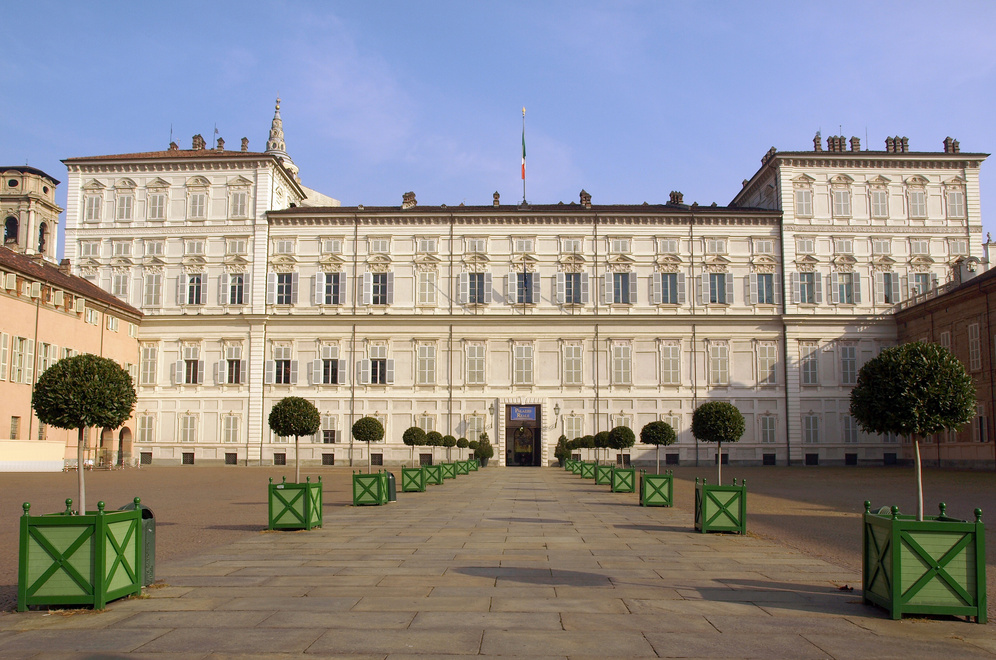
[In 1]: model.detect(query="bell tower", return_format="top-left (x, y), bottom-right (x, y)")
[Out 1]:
top-left (0, 166), bottom-right (62, 261)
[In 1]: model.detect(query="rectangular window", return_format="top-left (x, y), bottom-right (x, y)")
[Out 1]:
top-left (417, 414), bottom-right (435, 433)
top-left (908, 190), bottom-right (926, 218)
top-left (230, 191), bottom-right (248, 217)
top-left (223, 415), bottom-right (240, 443)
top-left (145, 240), bottom-right (164, 257)
top-left (228, 273), bottom-right (245, 305)
top-left (878, 272), bottom-right (899, 305)
top-left (417, 344), bottom-right (436, 385)
top-left (753, 239), bottom-right (774, 255)
top-left (564, 415), bottom-right (583, 440)
top-left (187, 274), bottom-right (203, 305)
top-left (140, 345), bottom-right (157, 385)
top-left (709, 343), bottom-right (729, 385)
top-left (273, 346), bottom-right (293, 385)
top-left (466, 238), bottom-right (486, 253)
top-left (417, 271), bottom-right (436, 305)
top-left (610, 238), bottom-right (630, 254)
top-left (319, 272), bottom-right (342, 305)
top-left (185, 239), bottom-right (204, 256)
top-left (112, 241), bottom-right (132, 257)
top-left (760, 416), bottom-right (776, 443)
top-left (180, 414), bottom-right (197, 442)
top-left (834, 238), bottom-right (852, 254)
top-left (755, 273), bottom-right (774, 305)
top-left (873, 238), bottom-right (891, 254)
top-left (939, 331), bottom-right (951, 350)
top-left (84, 195), bottom-right (101, 222)
top-left (371, 273), bottom-right (389, 305)
top-left (513, 344), bottom-right (533, 385)
top-left (138, 414), bottom-right (154, 443)
top-left (467, 273), bottom-right (487, 304)
top-left (188, 193), bottom-right (207, 219)
top-left (417, 238), bottom-right (437, 253)
top-left (11, 416), bottom-right (20, 439)
top-left (147, 193), bottom-right (166, 221)
top-left (912, 273), bottom-right (931, 296)
top-left (658, 238), bottom-right (679, 254)
top-left (368, 344), bottom-right (389, 385)
top-left (840, 345), bottom-right (857, 385)
top-left (273, 239), bottom-right (294, 255)
top-left (800, 343), bottom-right (819, 385)
top-left (836, 272), bottom-right (855, 304)
top-left (466, 344), bottom-right (485, 385)
top-left (613, 272), bottom-right (632, 304)
top-left (276, 273), bottom-right (295, 305)
top-left (911, 239), bottom-right (929, 256)
top-left (832, 190), bottom-right (851, 216)
top-left (949, 239), bottom-right (969, 256)
top-left (225, 345), bottom-right (243, 384)
top-left (513, 272), bottom-right (536, 304)
top-left (227, 239), bottom-right (247, 255)
top-left (112, 272), bottom-right (129, 299)
top-left (370, 238), bottom-right (390, 253)
top-left (562, 238), bottom-right (582, 253)
top-left (183, 345), bottom-right (201, 384)
top-left (803, 415), bottom-right (820, 443)
top-left (563, 344), bottom-right (582, 385)
top-left (709, 273), bottom-right (728, 304)
top-left (660, 273), bottom-right (680, 304)
top-left (0, 332), bottom-right (7, 381)
top-left (796, 237), bottom-right (814, 254)
top-left (564, 272), bottom-right (583, 305)
top-left (10, 337), bottom-right (26, 383)
top-left (842, 415), bottom-right (859, 444)
top-left (106, 315), bottom-right (119, 332)
top-left (322, 238), bottom-right (342, 254)
top-left (757, 343), bottom-right (777, 385)
top-left (799, 272), bottom-right (818, 304)
top-left (969, 323), bottom-right (981, 371)
top-left (612, 344), bottom-right (632, 385)
top-left (116, 195), bottom-right (133, 222)
top-left (705, 238), bottom-right (726, 255)
top-left (795, 189), bottom-right (813, 216)
top-left (870, 190), bottom-right (889, 218)
top-left (465, 415), bottom-right (485, 445)
top-left (661, 344), bottom-right (680, 385)
top-left (144, 272), bottom-right (162, 307)
top-left (514, 238), bottom-right (534, 253)
top-left (947, 190), bottom-right (965, 218)
top-left (316, 345), bottom-right (341, 385)
top-left (79, 241), bottom-right (100, 258)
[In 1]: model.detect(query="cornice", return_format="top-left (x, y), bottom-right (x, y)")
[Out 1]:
top-left (66, 160), bottom-right (272, 175)
top-left (268, 214), bottom-right (781, 227)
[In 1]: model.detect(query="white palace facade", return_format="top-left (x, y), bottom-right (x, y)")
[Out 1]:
top-left (62, 106), bottom-right (989, 467)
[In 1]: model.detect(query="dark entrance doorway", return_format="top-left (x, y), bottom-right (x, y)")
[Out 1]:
top-left (506, 405), bottom-right (541, 466)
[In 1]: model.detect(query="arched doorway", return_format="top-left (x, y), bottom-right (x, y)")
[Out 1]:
top-left (118, 427), bottom-right (132, 466)
top-left (4, 216), bottom-right (18, 245)
top-left (505, 405), bottom-right (541, 466)
top-left (99, 427), bottom-right (115, 468)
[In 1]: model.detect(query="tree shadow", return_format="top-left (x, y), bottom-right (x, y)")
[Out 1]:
top-left (453, 566), bottom-right (610, 587)
top-left (487, 517), bottom-right (572, 525)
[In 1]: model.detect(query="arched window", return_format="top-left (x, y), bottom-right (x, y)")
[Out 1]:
top-left (37, 223), bottom-right (47, 253)
top-left (4, 216), bottom-right (17, 244)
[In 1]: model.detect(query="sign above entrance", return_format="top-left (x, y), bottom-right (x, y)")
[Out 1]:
top-left (509, 406), bottom-right (537, 421)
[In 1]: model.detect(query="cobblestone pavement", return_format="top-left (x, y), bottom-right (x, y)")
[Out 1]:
top-left (1, 466), bottom-right (995, 658)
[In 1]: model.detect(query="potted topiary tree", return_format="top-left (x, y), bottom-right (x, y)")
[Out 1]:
top-left (554, 435), bottom-right (569, 467)
top-left (23, 353), bottom-right (142, 611)
top-left (426, 430), bottom-right (443, 464)
top-left (850, 342), bottom-right (983, 622)
top-left (476, 432), bottom-right (494, 467)
top-left (609, 426), bottom-right (637, 492)
top-left (691, 401), bottom-right (746, 534)
top-left (402, 426), bottom-right (427, 467)
top-left (442, 434), bottom-right (457, 461)
top-left (455, 437), bottom-right (470, 474)
top-left (401, 426), bottom-right (428, 492)
top-left (593, 431), bottom-right (610, 465)
top-left (266, 397), bottom-right (323, 530)
top-left (441, 435), bottom-right (458, 478)
top-left (424, 431), bottom-right (444, 484)
top-left (351, 417), bottom-right (389, 505)
top-left (639, 421), bottom-right (677, 507)
top-left (467, 439), bottom-right (480, 470)
top-left (457, 437), bottom-right (469, 459)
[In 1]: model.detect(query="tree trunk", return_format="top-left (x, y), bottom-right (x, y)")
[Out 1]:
top-left (914, 436), bottom-right (924, 522)
top-left (367, 441), bottom-right (371, 474)
top-left (295, 435), bottom-right (301, 483)
top-left (77, 426), bottom-right (86, 515)
top-left (656, 445), bottom-right (661, 474)
top-left (717, 441), bottom-right (722, 484)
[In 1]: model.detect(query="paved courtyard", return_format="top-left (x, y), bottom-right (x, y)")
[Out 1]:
top-left (1, 465), bottom-right (995, 658)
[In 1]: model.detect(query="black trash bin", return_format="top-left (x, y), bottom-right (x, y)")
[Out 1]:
top-left (385, 471), bottom-right (397, 502)
top-left (119, 498), bottom-right (155, 586)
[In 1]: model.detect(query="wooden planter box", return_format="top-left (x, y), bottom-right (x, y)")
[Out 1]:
top-left (401, 467), bottom-right (426, 492)
top-left (424, 464), bottom-right (443, 485)
top-left (695, 478), bottom-right (746, 534)
top-left (352, 472), bottom-right (388, 506)
top-left (570, 461), bottom-right (583, 475)
top-left (595, 464), bottom-right (614, 485)
top-left (862, 502), bottom-right (987, 622)
top-left (580, 462), bottom-right (596, 479)
top-left (611, 468), bottom-right (636, 493)
top-left (268, 477), bottom-right (323, 530)
top-left (564, 459), bottom-right (574, 471)
top-left (440, 463), bottom-right (457, 480)
top-left (641, 471), bottom-right (673, 507)
top-left (468, 460), bottom-right (479, 471)
top-left (455, 461), bottom-right (470, 475)
top-left (18, 500), bottom-right (142, 611)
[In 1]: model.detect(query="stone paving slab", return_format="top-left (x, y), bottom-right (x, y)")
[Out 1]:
top-left (2, 467), bottom-right (995, 658)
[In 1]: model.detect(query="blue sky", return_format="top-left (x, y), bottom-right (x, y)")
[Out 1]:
top-left (5, 1), bottom-right (996, 256)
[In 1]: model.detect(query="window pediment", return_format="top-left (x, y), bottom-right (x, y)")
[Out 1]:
top-left (269, 254), bottom-right (298, 268)
top-left (227, 175), bottom-right (253, 188)
top-left (366, 254), bottom-right (393, 266)
top-left (943, 176), bottom-right (966, 188)
top-left (182, 255), bottom-right (207, 267)
top-left (510, 254), bottom-right (538, 269)
top-left (186, 176), bottom-right (210, 188)
top-left (905, 175), bottom-right (929, 187)
top-left (224, 254), bottom-right (251, 267)
top-left (143, 255), bottom-right (167, 267)
top-left (318, 253), bottom-right (346, 268)
top-left (832, 254), bottom-right (857, 266)
top-left (703, 255), bottom-right (731, 267)
top-left (830, 174), bottom-right (855, 185)
top-left (795, 254), bottom-right (820, 267)
top-left (792, 174), bottom-right (815, 185)
top-left (909, 255), bottom-right (935, 268)
top-left (606, 254), bottom-right (636, 267)
top-left (115, 178), bottom-right (137, 190)
top-left (110, 256), bottom-right (134, 267)
top-left (463, 253), bottom-right (491, 271)
top-left (867, 175), bottom-right (891, 186)
top-left (147, 177), bottom-right (171, 190)
top-left (83, 179), bottom-right (106, 191)
top-left (655, 254), bottom-right (683, 272)
top-left (78, 257), bottom-right (102, 269)
top-left (415, 253), bottom-right (441, 266)
top-left (871, 256), bottom-right (897, 271)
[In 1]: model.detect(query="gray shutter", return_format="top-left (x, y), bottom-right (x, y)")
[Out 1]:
top-left (725, 274), bottom-right (734, 304)
top-left (628, 273), bottom-right (638, 304)
top-left (889, 274), bottom-right (900, 304)
top-left (337, 359), bottom-right (347, 384)
top-left (458, 273), bottom-right (469, 304)
top-left (239, 359), bottom-right (247, 383)
top-left (264, 360), bottom-right (275, 384)
top-left (555, 273), bottom-right (566, 304)
top-left (531, 274), bottom-right (540, 304)
top-left (216, 360), bottom-right (226, 385)
top-left (853, 273), bottom-right (862, 303)
top-left (362, 273), bottom-right (373, 305)
top-left (196, 360), bottom-right (204, 384)
top-left (337, 272), bottom-right (347, 304)
top-left (814, 273), bottom-right (823, 303)
top-left (603, 275), bottom-right (613, 304)
top-left (311, 359), bottom-right (322, 384)
top-left (830, 273), bottom-right (839, 304)
top-left (174, 360), bottom-right (184, 385)
top-left (650, 273), bottom-right (662, 305)
top-left (313, 272), bottom-right (325, 305)
top-left (359, 359), bottom-right (370, 384)
top-left (176, 275), bottom-right (185, 306)
top-left (386, 272), bottom-right (395, 304)
top-left (580, 272), bottom-right (590, 303)
top-left (773, 275), bottom-right (781, 305)
top-left (290, 360), bottom-right (299, 384)
top-left (290, 272), bottom-right (299, 304)
top-left (791, 273), bottom-right (800, 304)
top-left (507, 272), bottom-right (516, 302)
top-left (483, 272), bottom-right (493, 303)
top-left (875, 273), bottom-right (885, 303)
top-left (386, 359), bottom-right (395, 384)
top-left (676, 272), bottom-right (686, 304)
top-left (749, 273), bottom-right (758, 305)
top-left (266, 273), bottom-right (276, 305)
top-left (219, 273), bottom-right (229, 305)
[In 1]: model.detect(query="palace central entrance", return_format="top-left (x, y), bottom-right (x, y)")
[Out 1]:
top-left (506, 405), bottom-right (541, 466)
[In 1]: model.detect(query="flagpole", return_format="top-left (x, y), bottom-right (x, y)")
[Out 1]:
top-left (521, 107), bottom-right (526, 204)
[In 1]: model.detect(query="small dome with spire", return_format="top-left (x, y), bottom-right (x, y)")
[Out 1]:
top-left (265, 97), bottom-right (299, 181)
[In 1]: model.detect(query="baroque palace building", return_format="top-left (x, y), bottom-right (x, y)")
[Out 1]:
top-left (62, 102), bottom-right (989, 467)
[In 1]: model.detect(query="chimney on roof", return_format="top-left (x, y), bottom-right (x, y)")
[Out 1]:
top-left (762, 146), bottom-right (777, 164)
top-left (900, 137), bottom-right (909, 152)
top-left (850, 137), bottom-right (861, 152)
top-left (943, 137), bottom-right (961, 154)
top-left (886, 136), bottom-right (895, 152)
top-left (216, 137), bottom-right (225, 150)
top-left (493, 191), bottom-right (500, 207)
top-left (192, 134), bottom-right (206, 150)
top-left (668, 191), bottom-right (684, 206)
top-left (59, 258), bottom-right (71, 274)
top-left (813, 131), bottom-right (822, 152)
top-left (580, 189), bottom-right (591, 209)
top-left (168, 141), bottom-right (179, 151)
top-left (241, 137), bottom-right (249, 152)
top-left (402, 191), bottom-right (417, 209)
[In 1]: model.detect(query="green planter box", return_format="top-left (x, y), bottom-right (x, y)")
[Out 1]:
top-left (401, 467), bottom-right (426, 492)
top-left (564, 459), bottom-right (574, 471)
top-left (455, 461), bottom-right (470, 475)
top-left (594, 464), bottom-right (614, 485)
top-left (468, 460), bottom-right (479, 471)
top-left (640, 471), bottom-right (673, 507)
top-left (863, 502), bottom-right (987, 622)
top-left (18, 499), bottom-right (143, 612)
top-left (353, 472), bottom-right (388, 506)
top-left (440, 463), bottom-right (457, 480)
top-left (424, 464), bottom-right (443, 485)
top-left (611, 468), bottom-right (636, 493)
top-left (268, 477), bottom-right (323, 530)
top-left (570, 461), bottom-right (583, 475)
top-left (695, 478), bottom-right (746, 534)
top-left (580, 462), bottom-right (596, 479)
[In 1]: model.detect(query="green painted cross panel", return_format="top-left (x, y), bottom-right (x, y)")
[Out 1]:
top-left (580, 462), bottom-right (596, 479)
top-left (595, 464), bottom-right (614, 485)
top-left (353, 473), bottom-right (387, 506)
top-left (268, 479), bottom-right (322, 529)
top-left (694, 482), bottom-right (746, 534)
top-left (611, 468), bottom-right (636, 493)
top-left (440, 463), bottom-right (457, 480)
top-left (570, 461), bottom-right (582, 475)
top-left (424, 464), bottom-right (443, 485)
top-left (641, 472), bottom-right (673, 507)
top-left (455, 461), bottom-right (470, 475)
top-left (468, 460), bottom-right (479, 471)
top-left (401, 467), bottom-right (426, 492)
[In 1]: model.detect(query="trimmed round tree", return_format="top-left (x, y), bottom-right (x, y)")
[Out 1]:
top-left (609, 426), bottom-right (636, 466)
top-left (640, 420), bottom-right (676, 474)
top-left (352, 416), bottom-right (385, 473)
top-left (402, 426), bottom-right (427, 467)
top-left (32, 353), bottom-right (137, 515)
top-left (850, 341), bottom-right (975, 521)
top-left (442, 434), bottom-right (457, 461)
top-left (691, 401), bottom-right (745, 484)
top-left (268, 397), bottom-right (321, 483)
top-left (468, 439), bottom-right (480, 459)
top-left (457, 437), bottom-right (469, 460)
top-left (593, 431), bottom-right (610, 464)
top-left (426, 431), bottom-right (443, 463)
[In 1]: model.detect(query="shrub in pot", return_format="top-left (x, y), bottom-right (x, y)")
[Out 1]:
top-left (457, 437), bottom-right (469, 460)
top-left (640, 420), bottom-right (676, 474)
top-left (475, 432), bottom-right (494, 466)
top-left (403, 426), bottom-right (427, 467)
top-left (593, 431), bottom-right (610, 464)
top-left (442, 434), bottom-right (457, 462)
top-left (609, 425), bottom-right (635, 466)
top-left (554, 435), bottom-right (569, 467)
top-left (269, 397), bottom-right (321, 483)
top-left (353, 416), bottom-right (385, 474)
top-left (691, 401), bottom-right (746, 534)
top-left (426, 431), bottom-right (443, 465)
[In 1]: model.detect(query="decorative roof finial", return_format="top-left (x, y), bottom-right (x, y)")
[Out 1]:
top-left (266, 97), bottom-right (287, 156)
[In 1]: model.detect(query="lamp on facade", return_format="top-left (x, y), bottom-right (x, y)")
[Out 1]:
top-left (488, 403), bottom-right (494, 416)
top-left (554, 403), bottom-right (561, 416)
